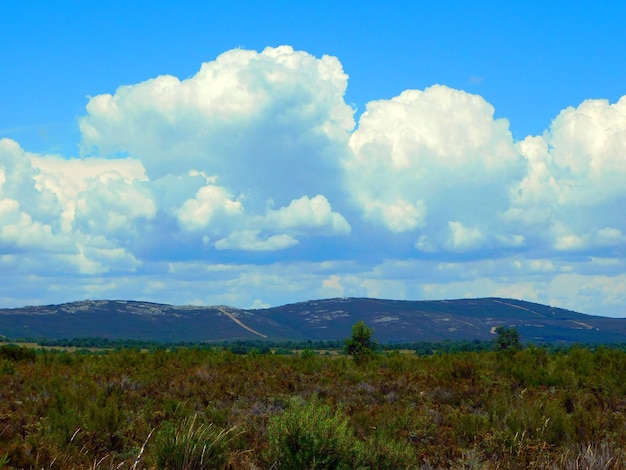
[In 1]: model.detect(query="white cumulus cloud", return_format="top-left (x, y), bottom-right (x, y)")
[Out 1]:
top-left (346, 85), bottom-right (526, 250)
top-left (261, 195), bottom-right (350, 235)
top-left (177, 183), bottom-right (243, 232)
top-left (79, 46), bottom-right (355, 212)
top-left (447, 221), bottom-right (485, 252)
top-left (508, 96), bottom-right (626, 253)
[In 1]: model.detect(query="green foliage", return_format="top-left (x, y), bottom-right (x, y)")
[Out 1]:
top-left (88, 386), bottom-right (124, 437)
top-left (265, 393), bottom-right (419, 469)
top-left (154, 415), bottom-right (237, 469)
top-left (299, 348), bottom-right (316, 359)
top-left (493, 325), bottom-right (522, 351)
top-left (357, 432), bottom-right (419, 469)
top-left (0, 343), bottom-right (625, 468)
top-left (267, 397), bottom-right (359, 469)
top-left (0, 344), bottom-right (36, 361)
top-left (0, 358), bottom-right (16, 375)
top-left (344, 321), bottom-right (377, 364)
top-left (28, 336), bottom-right (626, 355)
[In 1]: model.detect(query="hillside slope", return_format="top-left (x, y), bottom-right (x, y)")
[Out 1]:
top-left (0, 297), bottom-right (625, 343)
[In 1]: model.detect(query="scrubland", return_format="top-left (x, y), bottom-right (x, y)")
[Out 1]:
top-left (0, 344), bottom-right (625, 469)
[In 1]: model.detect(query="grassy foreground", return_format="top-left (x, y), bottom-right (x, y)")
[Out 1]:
top-left (0, 345), bottom-right (625, 469)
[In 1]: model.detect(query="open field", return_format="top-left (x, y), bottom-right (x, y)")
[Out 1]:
top-left (1, 345), bottom-right (625, 469)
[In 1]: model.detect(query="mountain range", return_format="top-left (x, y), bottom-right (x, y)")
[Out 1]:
top-left (1, 297), bottom-right (626, 344)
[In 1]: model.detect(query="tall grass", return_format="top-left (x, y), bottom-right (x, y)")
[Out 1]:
top-left (154, 415), bottom-right (238, 469)
top-left (556, 442), bottom-right (625, 470)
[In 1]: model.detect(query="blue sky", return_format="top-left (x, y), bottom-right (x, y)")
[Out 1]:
top-left (1, 1), bottom-right (626, 317)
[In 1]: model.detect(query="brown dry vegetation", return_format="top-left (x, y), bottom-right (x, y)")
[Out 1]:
top-left (0, 345), bottom-right (625, 469)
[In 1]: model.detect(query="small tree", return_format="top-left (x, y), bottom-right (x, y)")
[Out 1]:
top-left (344, 321), bottom-right (377, 364)
top-left (493, 326), bottom-right (522, 352)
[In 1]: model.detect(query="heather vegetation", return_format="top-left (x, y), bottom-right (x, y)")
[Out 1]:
top-left (0, 334), bottom-right (625, 469)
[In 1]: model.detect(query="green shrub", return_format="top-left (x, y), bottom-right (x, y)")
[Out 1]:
top-left (300, 348), bottom-right (315, 359)
top-left (153, 415), bottom-right (237, 469)
top-left (0, 358), bottom-right (16, 375)
top-left (266, 396), bottom-right (360, 469)
top-left (0, 344), bottom-right (36, 362)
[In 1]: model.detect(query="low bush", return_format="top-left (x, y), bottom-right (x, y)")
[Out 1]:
top-left (0, 344), bottom-right (36, 362)
top-left (266, 396), bottom-right (359, 469)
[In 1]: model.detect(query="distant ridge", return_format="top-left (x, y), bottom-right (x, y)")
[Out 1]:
top-left (1, 297), bottom-right (625, 344)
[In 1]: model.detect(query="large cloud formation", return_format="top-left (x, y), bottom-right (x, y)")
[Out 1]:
top-left (509, 97), bottom-right (626, 254)
top-left (1, 46), bottom-right (625, 316)
top-left (346, 86), bottom-right (526, 252)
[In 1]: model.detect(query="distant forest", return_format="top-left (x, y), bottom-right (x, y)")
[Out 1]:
top-left (3, 334), bottom-right (626, 355)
